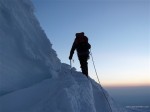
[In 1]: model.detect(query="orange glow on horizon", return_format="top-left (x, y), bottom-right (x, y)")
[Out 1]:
top-left (91, 77), bottom-right (150, 87)
top-left (102, 81), bottom-right (150, 87)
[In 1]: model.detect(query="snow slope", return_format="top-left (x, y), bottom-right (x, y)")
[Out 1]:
top-left (0, 0), bottom-right (60, 96)
top-left (0, 64), bottom-right (128, 112)
top-left (0, 0), bottom-right (139, 112)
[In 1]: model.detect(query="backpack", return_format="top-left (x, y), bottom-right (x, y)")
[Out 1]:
top-left (75, 32), bottom-right (88, 44)
top-left (75, 32), bottom-right (91, 56)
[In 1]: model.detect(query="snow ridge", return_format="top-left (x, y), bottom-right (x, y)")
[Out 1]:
top-left (0, 64), bottom-right (129, 112)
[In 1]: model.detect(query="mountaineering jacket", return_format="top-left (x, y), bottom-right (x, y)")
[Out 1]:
top-left (69, 36), bottom-right (91, 60)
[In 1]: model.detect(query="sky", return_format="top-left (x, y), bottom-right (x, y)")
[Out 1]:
top-left (32, 0), bottom-right (150, 87)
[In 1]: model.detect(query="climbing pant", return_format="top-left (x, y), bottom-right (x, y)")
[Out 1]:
top-left (78, 55), bottom-right (88, 77)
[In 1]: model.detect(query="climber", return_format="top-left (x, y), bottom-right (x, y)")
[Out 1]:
top-left (69, 32), bottom-right (91, 77)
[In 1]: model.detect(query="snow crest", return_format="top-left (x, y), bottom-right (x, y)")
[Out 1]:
top-left (0, 0), bottom-right (133, 112)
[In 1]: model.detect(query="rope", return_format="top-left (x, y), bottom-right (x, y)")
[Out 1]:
top-left (90, 49), bottom-right (113, 112)
top-left (90, 50), bottom-right (101, 84)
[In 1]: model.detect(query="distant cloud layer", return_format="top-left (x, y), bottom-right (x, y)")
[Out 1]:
top-left (105, 86), bottom-right (150, 106)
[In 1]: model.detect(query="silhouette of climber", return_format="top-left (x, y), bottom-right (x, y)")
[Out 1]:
top-left (69, 32), bottom-right (91, 77)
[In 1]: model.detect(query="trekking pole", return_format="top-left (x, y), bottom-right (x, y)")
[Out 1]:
top-left (70, 59), bottom-right (72, 74)
top-left (90, 49), bottom-right (112, 112)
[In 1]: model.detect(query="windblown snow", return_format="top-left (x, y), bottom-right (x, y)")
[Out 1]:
top-left (0, 0), bottom-right (140, 112)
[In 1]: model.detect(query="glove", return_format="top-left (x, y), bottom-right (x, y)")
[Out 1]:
top-left (69, 56), bottom-right (72, 60)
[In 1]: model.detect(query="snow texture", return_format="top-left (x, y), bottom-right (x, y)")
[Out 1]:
top-left (0, 0), bottom-right (145, 112)
top-left (0, 0), bottom-right (60, 96)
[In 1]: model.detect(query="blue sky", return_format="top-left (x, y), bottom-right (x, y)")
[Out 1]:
top-left (32, 0), bottom-right (150, 86)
